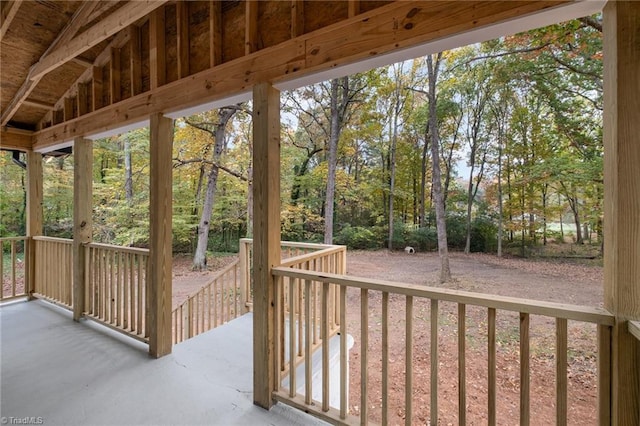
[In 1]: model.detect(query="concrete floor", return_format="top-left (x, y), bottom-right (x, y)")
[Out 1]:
top-left (0, 299), bottom-right (326, 426)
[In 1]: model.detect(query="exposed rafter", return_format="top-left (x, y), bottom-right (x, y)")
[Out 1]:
top-left (0, 0), bottom-right (22, 41)
top-left (30, 1), bottom-right (168, 82)
top-left (1, 1), bottom-right (99, 126)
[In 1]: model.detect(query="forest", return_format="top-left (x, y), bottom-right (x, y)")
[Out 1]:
top-left (0, 15), bottom-right (603, 270)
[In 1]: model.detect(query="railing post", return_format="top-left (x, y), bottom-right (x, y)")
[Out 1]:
top-left (73, 137), bottom-right (93, 321)
top-left (252, 82), bottom-right (281, 409)
top-left (148, 112), bottom-right (174, 358)
top-left (25, 151), bottom-right (43, 299)
top-left (239, 238), bottom-right (251, 313)
top-left (603, 2), bottom-right (640, 424)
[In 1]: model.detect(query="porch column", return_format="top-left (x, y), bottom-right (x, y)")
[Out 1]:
top-left (25, 151), bottom-right (43, 298)
top-left (603, 2), bottom-right (640, 424)
top-left (73, 137), bottom-right (93, 321)
top-left (252, 82), bottom-right (281, 409)
top-left (148, 112), bottom-right (174, 358)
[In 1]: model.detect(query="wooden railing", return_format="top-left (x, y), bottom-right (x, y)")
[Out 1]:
top-left (271, 267), bottom-right (615, 425)
top-left (84, 242), bottom-right (150, 342)
top-left (172, 240), bottom-right (346, 346)
top-left (32, 236), bottom-right (73, 308)
top-left (0, 237), bottom-right (28, 301)
top-left (239, 238), bottom-right (345, 312)
top-left (172, 259), bottom-right (241, 344)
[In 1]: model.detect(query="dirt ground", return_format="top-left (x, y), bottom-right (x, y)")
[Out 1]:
top-left (344, 251), bottom-right (603, 425)
top-left (172, 249), bottom-right (603, 425)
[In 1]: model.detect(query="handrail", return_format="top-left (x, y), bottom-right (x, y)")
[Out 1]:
top-left (32, 236), bottom-right (73, 243)
top-left (85, 242), bottom-right (149, 255)
top-left (271, 265), bottom-right (615, 424)
top-left (280, 245), bottom-right (347, 268)
top-left (272, 268), bottom-right (614, 325)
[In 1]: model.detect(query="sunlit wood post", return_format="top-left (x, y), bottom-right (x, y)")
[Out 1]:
top-left (603, 2), bottom-right (640, 424)
top-left (73, 137), bottom-right (93, 321)
top-left (252, 82), bottom-right (282, 409)
top-left (26, 151), bottom-right (43, 299)
top-left (148, 112), bottom-right (174, 358)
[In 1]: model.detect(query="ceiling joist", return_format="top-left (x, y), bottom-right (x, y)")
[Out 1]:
top-left (0, 0), bottom-right (22, 41)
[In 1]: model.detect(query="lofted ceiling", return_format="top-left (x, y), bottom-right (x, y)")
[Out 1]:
top-left (0, 1), bottom-right (603, 152)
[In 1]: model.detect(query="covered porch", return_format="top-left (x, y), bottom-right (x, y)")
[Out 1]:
top-left (0, 298), bottom-right (325, 426)
top-left (1, 0), bottom-right (639, 424)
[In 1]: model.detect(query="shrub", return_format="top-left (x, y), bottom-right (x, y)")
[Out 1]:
top-left (334, 225), bottom-right (379, 249)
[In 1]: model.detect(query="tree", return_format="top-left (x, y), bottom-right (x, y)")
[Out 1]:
top-left (426, 53), bottom-right (451, 283)
top-left (182, 106), bottom-right (242, 270)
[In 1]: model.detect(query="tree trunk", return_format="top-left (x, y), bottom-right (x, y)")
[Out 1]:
top-left (427, 54), bottom-right (451, 283)
top-left (419, 138), bottom-right (429, 227)
top-left (124, 137), bottom-right (133, 205)
top-left (464, 153), bottom-right (476, 254)
top-left (192, 108), bottom-right (237, 270)
top-left (387, 78), bottom-right (401, 250)
top-left (324, 79), bottom-right (340, 244)
top-left (497, 136), bottom-right (503, 257)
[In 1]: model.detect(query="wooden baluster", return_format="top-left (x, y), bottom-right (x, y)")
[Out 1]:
top-left (137, 256), bottom-right (143, 335)
top-left (0, 241), bottom-right (4, 299)
top-left (305, 278), bottom-right (312, 404)
top-left (274, 275), bottom-right (282, 391)
top-left (431, 299), bottom-right (439, 425)
top-left (298, 274), bottom-right (303, 358)
top-left (213, 278), bottom-right (218, 328)
top-left (597, 324), bottom-right (612, 425)
top-left (556, 318), bottom-right (568, 426)
top-left (488, 308), bottom-right (497, 426)
top-left (361, 288), bottom-right (369, 423)
top-left (340, 284), bottom-right (348, 420)
top-left (382, 291), bottom-right (389, 425)
top-left (406, 295), bottom-right (413, 426)
top-left (459, 303), bottom-right (466, 424)
top-left (322, 281), bottom-right (330, 412)
top-left (11, 240), bottom-right (16, 296)
top-left (289, 277), bottom-right (297, 397)
top-left (520, 312), bottom-right (530, 426)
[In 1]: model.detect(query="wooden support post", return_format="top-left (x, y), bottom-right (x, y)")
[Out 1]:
top-left (603, 2), bottom-right (640, 424)
top-left (148, 112), bottom-right (174, 358)
top-left (73, 137), bottom-right (92, 321)
top-left (252, 82), bottom-right (281, 409)
top-left (25, 151), bottom-right (43, 299)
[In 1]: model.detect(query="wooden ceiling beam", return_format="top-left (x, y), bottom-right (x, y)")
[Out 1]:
top-left (1, 127), bottom-right (33, 151)
top-left (30, 1), bottom-right (168, 82)
top-left (0, 0), bottom-right (23, 41)
top-left (32, 0), bottom-right (571, 150)
top-left (22, 99), bottom-right (55, 110)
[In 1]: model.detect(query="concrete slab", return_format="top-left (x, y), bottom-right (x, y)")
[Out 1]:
top-left (0, 300), bottom-right (327, 426)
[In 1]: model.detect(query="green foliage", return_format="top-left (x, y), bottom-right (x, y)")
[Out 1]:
top-left (334, 225), bottom-right (380, 250)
